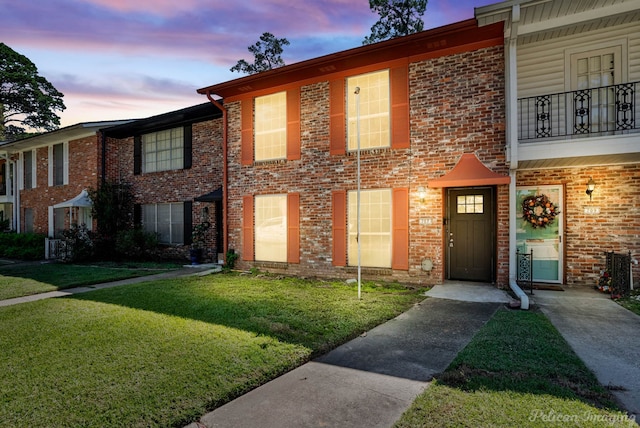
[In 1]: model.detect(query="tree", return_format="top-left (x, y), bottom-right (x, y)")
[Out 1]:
top-left (0, 43), bottom-right (66, 141)
top-left (230, 32), bottom-right (290, 75)
top-left (363, 0), bottom-right (427, 45)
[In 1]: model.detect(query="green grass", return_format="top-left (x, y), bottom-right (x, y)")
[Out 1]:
top-left (394, 308), bottom-right (635, 428)
top-left (0, 273), bottom-right (423, 427)
top-left (617, 290), bottom-right (640, 316)
top-left (0, 261), bottom-right (181, 300)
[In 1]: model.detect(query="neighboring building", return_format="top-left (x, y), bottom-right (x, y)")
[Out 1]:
top-left (102, 102), bottom-right (224, 262)
top-left (197, 19), bottom-right (511, 286)
top-left (476, 0), bottom-right (640, 288)
top-left (0, 121), bottom-right (130, 237)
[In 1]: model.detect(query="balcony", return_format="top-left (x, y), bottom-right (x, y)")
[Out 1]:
top-left (518, 81), bottom-right (638, 143)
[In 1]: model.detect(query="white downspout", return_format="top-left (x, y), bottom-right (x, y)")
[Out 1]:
top-left (506, 5), bottom-right (529, 310)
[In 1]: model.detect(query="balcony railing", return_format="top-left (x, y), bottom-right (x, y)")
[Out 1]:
top-left (518, 81), bottom-right (638, 142)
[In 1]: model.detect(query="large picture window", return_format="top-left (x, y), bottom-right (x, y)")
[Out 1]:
top-left (142, 203), bottom-right (184, 244)
top-left (347, 70), bottom-right (390, 151)
top-left (254, 194), bottom-right (287, 262)
top-left (142, 127), bottom-right (184, 173)
top-left (255, 92), bottom-right (287, 161)
top-left (348, 189), bottom-right (392, 268)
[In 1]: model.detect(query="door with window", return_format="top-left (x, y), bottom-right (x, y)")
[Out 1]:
top-left (447, 188), bottom-right (495, 282)
top-left (570, 46), bottom-right (621, 134)
top-left (516, 185), bottom-right (563, 283)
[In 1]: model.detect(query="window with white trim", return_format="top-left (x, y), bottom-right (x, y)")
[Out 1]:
top-left (255, 92), bottom-right (287, 161)
top-left (142, 127), bottom-right (184, 173)
top-left (142, 203), bottom-right (184, 244)
top-left (48, 143), bottom-right (68, 187)
top-left (23, 150), bottom-right (35, 189)
top-left (347, 70), bottom-right (390, 151)
top-left (348, 188), bottom-right (392, 268)
top-left (254, 194), bottom-right (287, 262)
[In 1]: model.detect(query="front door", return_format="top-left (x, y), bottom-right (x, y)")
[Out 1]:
top-left (447, 187), bottom-right (495, 282)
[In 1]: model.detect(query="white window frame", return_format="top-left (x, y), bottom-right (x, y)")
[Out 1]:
top-left (48, 142), bottom-right (69, 187)
top-left (142, 127), bottom-right (184, 173)
top-left (142, 202), bottom-right (184, 245)
top-left (348, 188), bottom-right (392, 268)
top-left (347, 70), bottom-right (391, 151)
top-left (255, 91), bottom-right (287, 162)
top-left (254, 194), bottom-right (287, 262)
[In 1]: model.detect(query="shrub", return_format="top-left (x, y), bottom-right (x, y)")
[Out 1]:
top-left (0, 232), bottom-right (46, 260)
top-left (115, 228), bottom-right (159, 260)
top-left (60, 224), bottom-right (95, 262)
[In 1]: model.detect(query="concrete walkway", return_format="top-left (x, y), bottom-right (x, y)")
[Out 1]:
top-left (0, 263), bottom-right (221, 308)
top-left (189, 282), bottom-right (509, 428)
top-left (532, 288), bottom-right (640, 420)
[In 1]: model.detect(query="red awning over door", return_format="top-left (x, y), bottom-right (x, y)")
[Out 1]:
top-left (428, 153), bottom-right (510, 188)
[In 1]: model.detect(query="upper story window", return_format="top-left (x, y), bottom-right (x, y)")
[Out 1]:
top-left (347, 70), bottom-right (390, 151)
top-left (142, 127), bottom-right (184, 173)
top-left (255, 92), bottom-right (287, 162)
top-left (23, 150), bottom-right (34, 189)
top-left (48, 142), bottom-right (68, 187)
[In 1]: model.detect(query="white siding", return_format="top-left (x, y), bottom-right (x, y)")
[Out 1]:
top-left (517, 20), bottom-right (640, 98)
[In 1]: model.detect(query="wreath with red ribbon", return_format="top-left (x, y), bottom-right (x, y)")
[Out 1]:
top-left (522, 194), bottom-right (559, 229)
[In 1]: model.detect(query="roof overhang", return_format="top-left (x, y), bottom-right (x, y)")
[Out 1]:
top-left (428, 153), bottom-right (511, 188)
top-left (197, 19), bottom-right (504, 100)
top-left (53, 189), bottom-right (92, 208)
top-left (194, 187), bottom-right (223, 202)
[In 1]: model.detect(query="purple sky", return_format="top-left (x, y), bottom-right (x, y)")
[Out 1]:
top-left (1, 0), bottom-right (496, 127)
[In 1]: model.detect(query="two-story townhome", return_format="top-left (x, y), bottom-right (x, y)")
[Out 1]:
top-left (197, 19), bottom-right (510, 286)
top-left (476, 0), bottom-right (640, 289)
top-left (102, 102), bottom-right (224, 262)
top-left (0, 121), bottom-right (129, 240)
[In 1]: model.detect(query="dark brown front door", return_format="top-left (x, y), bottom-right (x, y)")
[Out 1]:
top-left (447, 187), bottom-right (495, 282)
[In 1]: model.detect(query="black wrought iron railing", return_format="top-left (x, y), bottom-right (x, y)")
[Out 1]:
top-left (518, 81), bottom-right (638, 141)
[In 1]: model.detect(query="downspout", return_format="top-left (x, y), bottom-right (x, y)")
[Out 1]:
top-left (506, 4), bottom-right (529, 310)
top-left (205, 92), bottom-right (229, 260)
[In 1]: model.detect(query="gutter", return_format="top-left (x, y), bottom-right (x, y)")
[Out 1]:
top-left (204, 92), bottom-right (229, 260)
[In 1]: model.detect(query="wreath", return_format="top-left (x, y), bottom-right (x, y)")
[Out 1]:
top-left (522, 194), bottom-right (559, 229)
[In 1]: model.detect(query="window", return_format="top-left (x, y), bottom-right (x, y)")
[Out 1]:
top-left (53, 144), bottom-right (64, 185)
top-left (254, 194), bottom-right (287, 262)
top-left (142, 203), bottom-right (184, 244)
top-left (53, 207), bottom-right (65, 238)
top-left (24, 208), bottom-right (34, 233)
top-left (23, 151), bottom-right (33, 189)
top-left (457, 195), bottom-right (484, 214)
top-left (48, 143), bottom-right (67, 187)
top-left (348, 189), bottom-right (392, 268)
top-left (255, 92), bottom-right (287, 161)
top-left (347, 70), bottom-right (390, 151)
top-left (142, 127), bottom-right (184, 173)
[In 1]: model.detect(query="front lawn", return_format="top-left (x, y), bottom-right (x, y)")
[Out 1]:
top-left (0, 273), bottom-right (423, 427)
top-left (394, 308), bottom-right (635, 427)
top-left (0, 261), bottom-right (181, 300)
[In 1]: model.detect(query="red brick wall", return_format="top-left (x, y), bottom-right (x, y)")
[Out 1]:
top-left (19, 135), bottom-right (100, 235)
top-left (105, 119), bottom-right (224, 260)
top-left (517, 164), bottom-right (640, 287)
top-left (226, 44), bottom-right (508, 286)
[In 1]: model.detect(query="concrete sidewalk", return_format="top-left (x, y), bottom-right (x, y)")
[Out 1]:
top-left (189, 283), bottom-right (508, 428)
top-left (533, 288), bottom-right (640, 420)
top-left (0, 263), bottom-right (220, 308)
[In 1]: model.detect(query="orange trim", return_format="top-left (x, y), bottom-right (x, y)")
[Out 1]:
top-left (428, 153), bottom-right (511, 188)
top-left (332, 190), bottom-right (347, 266)
top-left (392, 188), bottom-right (409, 270)
top-left (198, 20), bottom-right (504, 100)
top-left (390, 65), bottom-right (410, 150)
top-left (329, 80), bottom-right (346, 156)
top-left (287, 88), bottom-right (301, 161)
top-left (242, 195), bottom-right (254, 260)
top-left (287, 193), bottom-right (300, 263)
top-left (241, 99), bottom-right (253, 165)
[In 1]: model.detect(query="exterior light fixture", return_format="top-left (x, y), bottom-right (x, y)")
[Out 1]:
top-left (586, 177), bottom-right (596, 201)
top-left (417, 186), bottom-right (426, 202)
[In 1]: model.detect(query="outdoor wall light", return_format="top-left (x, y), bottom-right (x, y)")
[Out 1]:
top-left (586, 177), bottom-right (596, 201)
top-left (417, 186), bottom-right (426, 202)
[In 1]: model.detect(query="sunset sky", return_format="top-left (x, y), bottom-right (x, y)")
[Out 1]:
top-left (2, 0), bottom-right (496, 127)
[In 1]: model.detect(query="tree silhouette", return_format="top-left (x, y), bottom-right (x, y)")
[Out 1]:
top-left (231, 32), bottom-right (290, 75)
top-left (363, 0), bottom-right (427, 45)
